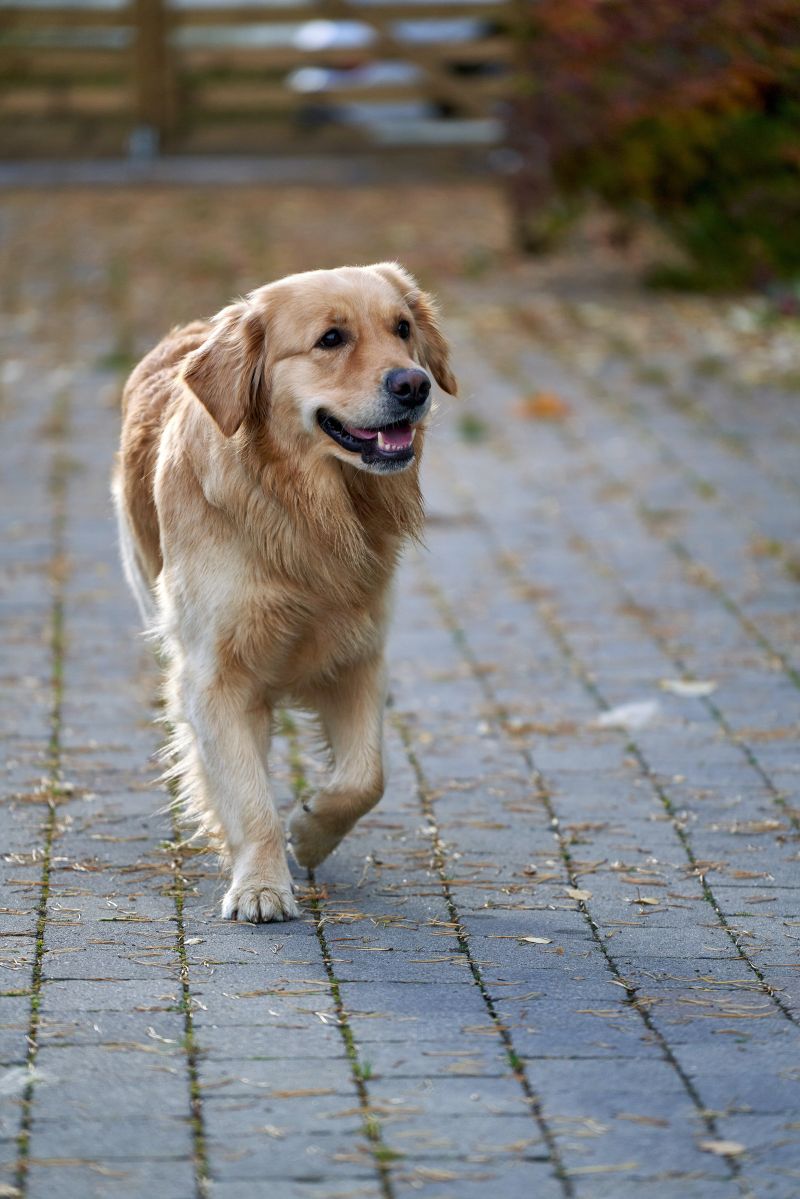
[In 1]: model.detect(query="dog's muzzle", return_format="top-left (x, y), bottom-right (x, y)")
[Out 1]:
top-left (318, 369), bottom-right (431, 471)
top-left (317, 411), bottom-right (421, 468)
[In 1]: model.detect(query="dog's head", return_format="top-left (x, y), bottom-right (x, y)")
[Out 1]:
top-left (180, 263), bottom-right (457, 475)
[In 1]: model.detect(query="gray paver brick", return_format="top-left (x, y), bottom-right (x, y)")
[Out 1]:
top-left (26, 1158), bottom-right (197, 1199)
top-left (205, 1182), bottom-right (383, 1199)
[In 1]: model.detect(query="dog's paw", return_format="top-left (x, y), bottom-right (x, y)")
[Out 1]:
top-left (288, 805), bottom-right (344, 870)
top-left (222, 879), bottom-right (301, 923)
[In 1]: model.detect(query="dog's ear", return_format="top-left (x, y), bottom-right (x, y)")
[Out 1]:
top-left (372, 262), bottom-right (458, 397)
top-left (181, 301), bottom-right (267, 437)
top-left (410, 289), bottom-right (458, 397)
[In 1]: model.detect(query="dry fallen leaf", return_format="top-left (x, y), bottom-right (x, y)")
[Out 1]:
top-left (517, 390), bottom-right (571, 421)
top-left (730, 819), bottom-right (783, 834)
top-left (699, 1139), bottom-right (745, 1157)
top-left (568, 1161), bottom-right (639, 1175)
top-left (271, 1088), bottom-right (336, 1099)
top-left (521, 936), bottom-right (552, 945)
top-left (565, 887), bottom-right (592, 901)
top-left (146, 1026), bottom-right (178, 1045)
top-left (413, 1167), bottom-right (459, 1182)
top-left (635, 896), bottom-right (661, 906)
top-left (618, 1113), bottom-right (669, 1128)
top-left (444, 1058), bottom-right (483, 1075)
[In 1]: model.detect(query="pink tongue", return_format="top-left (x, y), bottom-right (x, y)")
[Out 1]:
top-left (381, 425), bottom-right (413, 450)
top-left (344, 425), bottom-right (378, 441)
top-left (343, 422), bottom-right (415, 451)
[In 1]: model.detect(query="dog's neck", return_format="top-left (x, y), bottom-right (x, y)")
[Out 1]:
top-left (239, 428), bottom-right (424, 586)
top-left (344, 456), bottom-right (425, 546)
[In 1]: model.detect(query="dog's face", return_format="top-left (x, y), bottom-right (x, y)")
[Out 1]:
top-left (182, 263), bottom-right (457, 475)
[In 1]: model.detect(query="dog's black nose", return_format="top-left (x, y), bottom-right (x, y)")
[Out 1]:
top-left (385, 368), bottom-right (431, 408)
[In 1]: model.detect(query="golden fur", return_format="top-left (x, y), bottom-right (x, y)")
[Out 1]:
top-left (112, 263), bottom-right (456, 921)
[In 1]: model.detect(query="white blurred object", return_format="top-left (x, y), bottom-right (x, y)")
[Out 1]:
top-left (593, 700), bottom-right (660, 731)
top-left (392, 17), bottom-right (485, 42)
top-left (291, 67), bottom-right (332, 93)
top-left (660, 679), bottom-right (717, 697)
top-left (294, 19), bottom-right (375, 50)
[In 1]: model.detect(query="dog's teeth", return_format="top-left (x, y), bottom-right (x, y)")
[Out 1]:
top-left (377, 427), bottom-right (413, 452)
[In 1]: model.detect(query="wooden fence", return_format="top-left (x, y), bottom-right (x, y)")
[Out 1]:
top-left (0, 0), bottom-right (514, 158)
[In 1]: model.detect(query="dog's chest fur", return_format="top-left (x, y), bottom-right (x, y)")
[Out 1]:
top-left (173, 437), bottom-right (421, 697)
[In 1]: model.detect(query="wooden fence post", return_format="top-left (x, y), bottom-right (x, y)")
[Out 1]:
top-left (132, 0), bottom-right (172, 153)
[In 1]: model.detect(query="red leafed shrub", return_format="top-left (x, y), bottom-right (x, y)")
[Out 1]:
top-left (507, 0), bottom-right (800, 289)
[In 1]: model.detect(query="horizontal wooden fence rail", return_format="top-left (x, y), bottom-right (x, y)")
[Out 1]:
top-left (0, 0), bottom-right (515, 158)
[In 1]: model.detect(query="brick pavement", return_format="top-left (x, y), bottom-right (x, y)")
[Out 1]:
top-left (1, 190), bottom-right (799, 1199)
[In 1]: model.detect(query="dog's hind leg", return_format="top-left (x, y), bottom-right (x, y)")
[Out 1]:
top-left (289, 655), bottom-right (387, 868)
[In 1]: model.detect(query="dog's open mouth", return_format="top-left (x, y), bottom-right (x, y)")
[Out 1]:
top-left (317, 411), bottom-right (416, 467)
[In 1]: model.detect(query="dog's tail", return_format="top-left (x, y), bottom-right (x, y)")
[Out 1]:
top-left (112, 465), bottom-right (159, 629)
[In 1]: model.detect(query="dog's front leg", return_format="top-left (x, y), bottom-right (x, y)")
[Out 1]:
top-left (289, 655), bottom-right (386, 868)
top-left (175, 671), bottom-right (300, 922)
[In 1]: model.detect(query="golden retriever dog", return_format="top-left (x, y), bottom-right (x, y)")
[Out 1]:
top-left (112, 263), bottom-right (456, 922)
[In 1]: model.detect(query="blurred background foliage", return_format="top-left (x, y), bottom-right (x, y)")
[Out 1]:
top-left (4, 0), bottom-right (799, 296)
top-left (508, 0), bottom-right (800, 292)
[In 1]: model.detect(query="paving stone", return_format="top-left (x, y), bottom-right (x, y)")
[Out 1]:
top-left (205, 1134), bottom-right (376, 1184)
top-left (26, 1157), bottom-right (197, 1199)
top-left (569, 1176), bottom-right (740, 1199)
top-left (29, 1116), bottom-right (194, 1161)
top-left (390, 1157), bottom-right (564, 1198)
top-left (205, 1180), bottom-right (383, 1199)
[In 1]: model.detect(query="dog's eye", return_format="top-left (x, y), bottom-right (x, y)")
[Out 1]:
top-left (317, 328), bottom-right (344, 349)
top-left (397, 320), bottom-right (411, 340)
